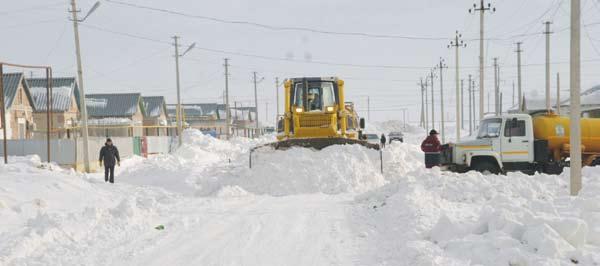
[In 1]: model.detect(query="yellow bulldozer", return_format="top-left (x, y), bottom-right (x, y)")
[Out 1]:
top-left (258, 77), bottom-right (379, 150)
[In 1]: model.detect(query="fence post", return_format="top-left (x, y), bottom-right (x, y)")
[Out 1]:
top-left (380, 150), bottom-right (383, 174)
top-left (249, 150), bottom-right (253, 168)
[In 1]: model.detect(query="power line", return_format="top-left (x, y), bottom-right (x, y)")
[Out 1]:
top-left (0, 1), bottom-right (66, 15)
top-left (80, 23), bottom-right (600, 71)
top-left (105, 0), bottom-right (451, 41)
top-left (0, 19), bottom-right (64, 30)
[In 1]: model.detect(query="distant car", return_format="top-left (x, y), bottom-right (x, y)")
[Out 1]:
top-left (364, 134), bottom-right (380, 145)
top-left (388, 132), bottom-right (404, 143)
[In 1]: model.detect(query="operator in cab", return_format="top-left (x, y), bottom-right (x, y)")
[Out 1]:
top-left (307, 91), bottom-right (321, 111)
top-left (421, 129), bottom-right (441, 168)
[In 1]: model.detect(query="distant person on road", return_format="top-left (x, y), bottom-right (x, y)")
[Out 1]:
top-left (99, 138), bottom-right (120, 183)
top-left (380, 134), bottom-right (386, 148)
top-left (421, 130), bottom-right (441, 168)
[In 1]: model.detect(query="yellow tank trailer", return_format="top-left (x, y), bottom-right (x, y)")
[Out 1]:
top-left (533, 113), bottom-right (600, 166)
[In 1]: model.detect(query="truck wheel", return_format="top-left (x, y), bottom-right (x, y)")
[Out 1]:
top-left (472, 161), bottom-right (500, 175)
top-left (543, 163), bottom-right (564, 175)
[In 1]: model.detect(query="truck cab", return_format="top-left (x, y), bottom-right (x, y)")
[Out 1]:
top-left (442, 113), bottom-right (536, 174)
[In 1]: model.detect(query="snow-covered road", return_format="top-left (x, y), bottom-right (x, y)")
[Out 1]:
top-left (121, 194), bottom-right (356, 266)
top-left (2, 123), bottom-right (600, 265)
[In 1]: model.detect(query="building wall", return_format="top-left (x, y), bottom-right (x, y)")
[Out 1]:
top-left (32, 95), bottom-right (80, 139)
top-left (143, 112), bottom-right (168, 136)
top-left (7, 84), bottom-right (34, 139)
top-left (132, 105), bottom-right (144, 137)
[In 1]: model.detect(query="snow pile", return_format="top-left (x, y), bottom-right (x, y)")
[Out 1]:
top-left (116, 129), bottom-right (266, 195)
top-left (353, 167), bottom-right (600, 265)
top-left (0, 156), bottom-right (177, 265)
top-left (223, 144), bottom-right (386, 196)
top-left (3, 125), bottom-right (600, 265)
top-left (118, 129), bottom-right (387, 196)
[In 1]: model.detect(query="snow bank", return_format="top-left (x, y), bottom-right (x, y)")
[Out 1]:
top-left (117, 129), bottom-right (389, 196)
top-left (0, 156), bottom-right (177, 265)
top-left (353, 166), bottom-right (600, 265)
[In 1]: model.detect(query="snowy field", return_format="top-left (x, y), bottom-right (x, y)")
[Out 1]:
top-left (2, 122), bottom-right (600, 265)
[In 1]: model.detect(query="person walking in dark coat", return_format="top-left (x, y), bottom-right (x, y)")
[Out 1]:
top-left (421, 129), bottom-right (441, 168)
top-left (99, 138), bottom-right (120, 183)
top-left (380, 134), bottom-right (387, 148)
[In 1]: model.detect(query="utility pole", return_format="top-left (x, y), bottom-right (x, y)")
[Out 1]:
top-left (424, 78), bottom-right (429, 132)
top-left (420, 78), bottom-right (425, 129)
top-left (367, 96), bottom-right (371, 121)
top-left (224, 59), bottom-right (231, 140)
top-left (275, 77), bottom-right (280, 122)
top-left (45, 68), bottom-right (53, 163)
top-left (512, 81), bottom-right (515, 107)
top-left (438, 59), bottom-right (447, 143)
top-left (70, 0), bottom-right (100, 172)
top-left (470, 0), bottom-right (495, 120)
top-left (449, 31), bottom-right (466, 141)
top-left (544, 21), bottom-right (553, 113)
top-left (516, 42), bottom-right (523, 110)
top-left (499, 92), bottom-right (503, 114)
top-left (472, 79), bottom-right (477, 129)
top-left (0, 65), bottom-right (6, 164)
top-left (493, 57), bottom-right (499, 115)
top-left (265, 102), bottom-right (268, 123)
top-left (487, 92), bottom-right (490, 113)
top-left (173, 36), bottom-right (183, 147)
top-left (461, 79), bottom-right (465, 130)
top-left (498, 64), bottom-right (501, 113)
top-left (468, 75), bottom-right (473, 135)
top-left (253, 72), bottom-right (259, 131)
top-left (430, 69), bottom-right (436, 130)
top-left (234, 101), bottom-right (238, 121)
top-left (556, 73), bottom-right (561, 114)
top-left (570, 0), bottom-right (582, 196)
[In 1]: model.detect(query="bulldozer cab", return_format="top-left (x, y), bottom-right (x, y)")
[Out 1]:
top-left (291, 79), bottom-right (337, 113)
top-left (268, 76), bottom-right (377, 151)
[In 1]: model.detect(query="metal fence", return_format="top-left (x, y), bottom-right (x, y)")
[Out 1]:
top-left (0, 136), bottom-right (174, 171)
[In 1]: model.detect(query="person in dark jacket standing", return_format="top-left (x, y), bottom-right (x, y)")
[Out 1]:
top-left (99, 138), bottom-right (120, 183)
top-left (380, 134), bottom-right (387, 148)
top-left (421, 129), bottom-right (441, 168)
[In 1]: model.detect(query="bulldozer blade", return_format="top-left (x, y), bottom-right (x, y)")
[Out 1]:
top-left (249, 138), bottom-right (383, 171)
top-left (251, 138), bottom-right (380, 152)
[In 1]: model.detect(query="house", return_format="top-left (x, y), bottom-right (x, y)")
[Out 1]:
top-left (27, 77), bottom-right (80, 139)
top-left (166, 103), bottom-right (259, 138)
top-left (85, 93), bottom-right (145, 137)
top-left (1, 73), bottom-right (35, 139)
top-left (142, 96), bottom-right (169, 136)
top-left (166, 103), bottom-right (229, 136)
top-left (560, 85), bottom-right (600, 117)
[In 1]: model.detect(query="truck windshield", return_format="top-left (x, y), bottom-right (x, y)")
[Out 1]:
top-left (477, 118), bottom-right (503, 138)
top-left (293, 82), bottom-right (336, 112)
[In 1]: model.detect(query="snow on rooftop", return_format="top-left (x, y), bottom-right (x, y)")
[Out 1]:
top-left (87, 117), bottom-right (134, 126)
top-left (85, 98), bottom-right (108, 108)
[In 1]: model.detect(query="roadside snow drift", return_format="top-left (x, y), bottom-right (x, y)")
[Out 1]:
top-left (1, 127), bottom-right (600, 265)
top-left (117, 130), bottom-right (387, 196)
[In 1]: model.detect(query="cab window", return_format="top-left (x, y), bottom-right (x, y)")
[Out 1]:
top-left (477, 118), bottom-right (502, 138)
top-left (504, 119), bottom-right (526, 137)
top-left (292, 82), bottom-right (336, 112)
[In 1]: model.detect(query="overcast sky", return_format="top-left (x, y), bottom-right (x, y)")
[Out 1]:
top-left (2, 0), bottom-right (600, 124)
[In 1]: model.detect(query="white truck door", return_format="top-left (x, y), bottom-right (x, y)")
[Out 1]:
top-left (500, 117), bottom-right (533, 162)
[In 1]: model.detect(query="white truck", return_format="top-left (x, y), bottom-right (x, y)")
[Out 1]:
top-left (440, 113), bottom-right (600, 175)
